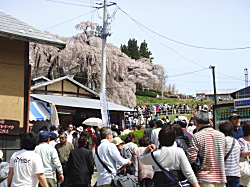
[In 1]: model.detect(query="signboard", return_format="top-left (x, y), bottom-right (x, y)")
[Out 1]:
top-left (214, 103), bottom-right (250, 129)
top-left (100, 92), bottom-right (110, 127)
top-left (0, 119), bottom-right (20, 135)
top-left (234, 98), bottom-right (250, 108)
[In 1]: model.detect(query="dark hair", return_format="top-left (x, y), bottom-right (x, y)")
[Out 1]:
top-left (219, 122), bottom-right (234, 136)
top-left (72, 132), bottom-right (78, 137)
top-left (159, 126), bottom-right (176, 147)
top-left (138, 136), bottom-right (151, 147)
top-left (78, 136), bottom-right (88, 147)
top-left (155, 120), bottom-right (163, 128)
top-left (124, 133), bottom-right (135, 143)
top-left (50, 125), bottom-right (56, 131)
top-left (50, 135), bottom-right (57, 141)
top-left (172, 124), bottom-right (184, 136)
top-left (67, 124), bottom-right (73, 127)
top-left (178, 121), bottom-right (187, 128)
top-left (59, 131), bottom-right (67, 137)
top-left (80, 131), bottom-right (90, 138)
top-left (39, 137), bottom-right (49, 143)
top-left (21, 132), bottom-right (38, 150)
top-left (148, 120), bottom-right (155, 128)
top-left (243, 122), bottom-right (250, 137)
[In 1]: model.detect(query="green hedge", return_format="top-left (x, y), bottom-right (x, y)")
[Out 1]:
top-left (118, 129), bottom-right (145, 146)
top-left (135, 91), bottom-right (158, 98)
top-left (149, 89), bottom-right (162, 95)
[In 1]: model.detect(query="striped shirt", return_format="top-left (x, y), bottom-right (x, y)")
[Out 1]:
top-left (186, 127), bottom-right (227, 184)
top-left (224, 136), bottom-right (240, 177)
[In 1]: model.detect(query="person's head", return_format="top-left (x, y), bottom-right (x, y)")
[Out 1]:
top-left (38, 131), bottom-right (50, 143)
top-left (49, 132), bottom-right (57, 141)
top-left (100, 127), bottom-right (113, 140)
top-left (138, 136), bottom-right (151, 147)
top-left (155, 120), bottom-right (163, 128)
top-left (177, 116), bottom-right (188, 129)
top-left (219, 122), bottom-right (234, 137)
top-left (229, 114), bottom-right (241, 128)
top-left (50, 125), bottom-right (56, 132)
top-left (159, 126), bottom-right (176, 147)
top-left (78, 136), bottom-right (88, 147)
top-left (80, 131), bottom-right (90, 138)
top-left (193, 110), bottom-right (210, 130)
top-left (29, 123), bottom-right (33, 131)
top-left (72, 131), bottom-right (78, 138)
top-left (124, 133), bottom-right (136, 143)
top-left (149, 120), bottom-right (155, 128)
top-left (67, 124), bottom-right (74, 132)
top-left (243, 122), bottom-right (250, 137)
top-left (21, 132), bottom-right (38, 150)
top-left (58, 132), bottom-right (67, 145)
top-left (172, 124), bottom-right (184, 136)
top-left (111, 137), bottom-right (124, 151)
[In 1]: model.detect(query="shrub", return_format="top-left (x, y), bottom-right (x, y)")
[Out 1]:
top-left (135, 91), bottom-right (157, 98)
top-left (118, 129), bottom-right (145, 146)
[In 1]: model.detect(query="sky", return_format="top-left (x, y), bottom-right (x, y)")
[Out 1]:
top-left (2, 0), bottom-right (250, 96)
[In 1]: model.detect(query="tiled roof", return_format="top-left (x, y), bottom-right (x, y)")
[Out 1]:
top-left (0, 10), bottom-right (66, 49)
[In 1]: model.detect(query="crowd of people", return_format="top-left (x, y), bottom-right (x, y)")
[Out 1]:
top-left (1, 109), bottom-right (249, 187)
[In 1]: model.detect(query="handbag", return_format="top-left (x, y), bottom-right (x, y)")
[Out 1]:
top-left (151, 152), bottom-right (191, 187)
top-left (95, 148), bottom-right (139, 187)
top-left (239, 140), bottom-right (250, 178)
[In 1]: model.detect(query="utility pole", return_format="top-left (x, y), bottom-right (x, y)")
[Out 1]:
top-left (245, 68), bottom-right (248, 87)
top-left (210, 65), bottom-right (217, 105)
top-left (100, 0), bottom-right (108, 94)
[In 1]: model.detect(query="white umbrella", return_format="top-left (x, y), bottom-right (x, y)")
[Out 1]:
top-left (82, 117), bottom-right (102, 126)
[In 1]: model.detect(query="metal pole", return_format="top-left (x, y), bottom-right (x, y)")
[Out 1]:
top-left (100, 0), bottom-right (107, 94)
top-left (210, 65), bottom-right (217, 105)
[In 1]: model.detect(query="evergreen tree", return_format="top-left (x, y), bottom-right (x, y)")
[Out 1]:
top-left (139, 40), bottom-right (153, 62)
top-left (120, 44), bottom-right (129, 56)
top-left (127, 38), bottom-right (140, 60)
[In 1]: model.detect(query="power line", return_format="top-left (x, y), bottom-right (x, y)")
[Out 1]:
top-left (46, 0), bottom-right (95, 7)
top-left (43, 10), bottom-right (96, 30)
top-left (118, 7), bottom-right (250, 51)
top-left (168, 68), bottom-right (208, 78)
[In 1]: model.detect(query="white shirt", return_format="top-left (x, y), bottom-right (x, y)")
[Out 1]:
top-left (151, 128), bottom-right (162, 148)
top-left (65, 130), bottom-right (74, 143)
top-left (9, 149), bottom-right (44, 187)
top-left (94, 139), bottom-right (129, 186)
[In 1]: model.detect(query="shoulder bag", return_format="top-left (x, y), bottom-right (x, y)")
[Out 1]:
top-left (224, 138), bottom-right (235, 161)
top-left (151, 152), bottom-right (191, 187)
top-left (239, 140), bottom-right (250, 178)
top-left (95, 148), bottom-right (139, 187)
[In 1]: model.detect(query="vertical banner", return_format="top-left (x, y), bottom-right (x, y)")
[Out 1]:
top-left (100, 92), bottom-right (109, 127)
top-left (50, 104), bottom-right (60, 127)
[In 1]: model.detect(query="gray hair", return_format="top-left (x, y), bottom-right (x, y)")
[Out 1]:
top-left (100, 127), bottom-right (112, 139)
top-left (194, 110), bottom-right (210, 125)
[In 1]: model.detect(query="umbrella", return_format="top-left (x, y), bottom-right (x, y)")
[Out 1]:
top-left (82, 117), bottom-right (102, 126)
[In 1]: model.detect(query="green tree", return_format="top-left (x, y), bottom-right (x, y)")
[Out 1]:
top-left (139, 40), bottom-right (153, 59)
top-left (127, 38), bottom-right (140, 60)
top-left (120, 44), bottom-right (129, 56)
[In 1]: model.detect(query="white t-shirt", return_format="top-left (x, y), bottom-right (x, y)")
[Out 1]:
top-left (9, 149), bottom-right (44, 187)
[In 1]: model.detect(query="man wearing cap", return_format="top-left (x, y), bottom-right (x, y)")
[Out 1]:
top-left (177, 116), bottom-right (193, 141)
top-left (35, 131), bottom-right (64, 187)
top-left (229, 113), bottom-right (243, 140)
top-left (0, 149), bottom-right (9, 187)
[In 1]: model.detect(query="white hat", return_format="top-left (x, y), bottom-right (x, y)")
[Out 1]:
top-left (111, 137), bottom-right (124, 145)
top-left (0, 150), bottom-right (3, 159)
top-left (178, 116), bottom-right (188, 123)
top-left (77, 126), bottom-right (84, 132)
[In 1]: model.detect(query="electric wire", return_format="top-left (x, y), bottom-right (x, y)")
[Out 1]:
top-left (168, 68), bottom-right (209, 78)
top-left (46, 0), bottom-right (95, 7)
top-left (43, 10), bottom-right (96, 30)
top-left (118, 7), bottom-right (250, 51)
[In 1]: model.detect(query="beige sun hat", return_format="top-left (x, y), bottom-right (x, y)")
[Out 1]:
top-left (111, 137), bottom-right (124, 145)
